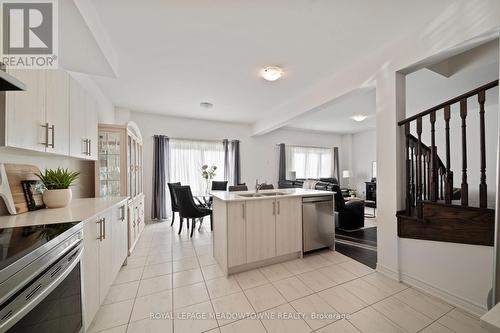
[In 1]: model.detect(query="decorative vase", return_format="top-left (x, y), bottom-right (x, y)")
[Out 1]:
top-left (205, 179), bottom-right (211, 195)
top-left (43, 189), bottom-right (72, 208)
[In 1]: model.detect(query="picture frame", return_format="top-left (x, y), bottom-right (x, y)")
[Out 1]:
top-left (21, 180), bottom-right (45, 211)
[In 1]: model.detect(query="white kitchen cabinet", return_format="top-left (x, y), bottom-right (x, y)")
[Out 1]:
top-left (4, 69), bottom-right (46, 152)
top-left (98, 210), bottom-right (113, 304)
top-left (112, 203), bottom-right (128, 276)
top-left (86, 94), bottom-right (98, 160)
top-left (45, 68), bottom-right (69, 155)
top-left (245, 199), bottom-right (276, 262)
top-left (227, 202), bottom-right (246, 266)
top-left (81, 201), bottom-right (129, 330)
top-left (128, 194), bottom-right (145, 254)
top-left (82, 215), bottom-right (101, 330)
top-left (275, 197), bottom-right (302, 256)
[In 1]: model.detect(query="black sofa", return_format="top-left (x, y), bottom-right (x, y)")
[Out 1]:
top-left (280, 178), bottom-right (365, 230)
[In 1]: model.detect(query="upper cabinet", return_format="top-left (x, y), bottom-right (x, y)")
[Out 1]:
top-left (0, 68), bottom-right (100, 160)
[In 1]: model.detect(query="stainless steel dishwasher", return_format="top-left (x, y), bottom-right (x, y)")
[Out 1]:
top-left (302, 195), bottom-right (335, 253)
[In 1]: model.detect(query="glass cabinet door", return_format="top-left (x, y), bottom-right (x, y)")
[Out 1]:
top-left (98, 131), bottom-right (121, 196)
top-left (130, 137), bottom-right (136, 197)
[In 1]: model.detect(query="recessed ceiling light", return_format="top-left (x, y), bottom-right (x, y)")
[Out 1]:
top-left (200, 102), bottom-right (214, 109)
top-left (261, 66), bottom-right (284, 81)
top-left (351, 114), bottom-right (368, 122)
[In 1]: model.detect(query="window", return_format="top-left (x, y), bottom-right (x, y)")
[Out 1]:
top-left (169, 139), bottom-right (225, 194)
top-left (286, 145), bottom-right (333, 179)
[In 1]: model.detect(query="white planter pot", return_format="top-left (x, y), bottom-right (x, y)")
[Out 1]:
top-left (43, 189), bottom-right (72, 208)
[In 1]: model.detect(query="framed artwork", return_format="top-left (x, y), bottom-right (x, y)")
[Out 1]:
top-left (21, 180), bottom-right (45, 211)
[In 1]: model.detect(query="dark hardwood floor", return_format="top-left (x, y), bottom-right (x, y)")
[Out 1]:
top-left (335, 241), bottom-right (377, 269)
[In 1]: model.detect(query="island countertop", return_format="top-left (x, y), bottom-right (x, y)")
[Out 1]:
top-left (0, 196), bottom-right (128, 228)
top-left (211, 188), bottom-right (335, 202)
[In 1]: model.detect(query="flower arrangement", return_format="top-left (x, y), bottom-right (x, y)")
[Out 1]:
top-left (201, 165), bottom-right (217, 180)
top-left (36, 168), bottom-right (80, 189)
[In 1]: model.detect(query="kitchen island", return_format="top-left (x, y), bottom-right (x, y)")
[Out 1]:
top-left (212, 188), bottom-right (335, 275)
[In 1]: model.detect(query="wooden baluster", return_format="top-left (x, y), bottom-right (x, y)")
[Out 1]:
top-left (444, 106), bottom-right (453, 204)
top-left (416, 117), bottom-right (423, 217)
top-left (405, 123), bottom-right (411, 215)
top-left (440, 168), bottom-right (444, 200)
top-left (423, 151), bottom-right (427, 200)
top-left (429, 111), bottom-right (438, 201)
top-left (478, 91), bottom-right (487, 208)
top-left (410, 142), bottom-right (415, 208)
top-left (460, 99), bottom-right (468, 206)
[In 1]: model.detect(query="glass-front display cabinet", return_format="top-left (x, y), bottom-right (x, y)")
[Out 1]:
top-left (95, 121), bottom-right (144, 254)
top-left (96, 121), bottom-right (143, 198)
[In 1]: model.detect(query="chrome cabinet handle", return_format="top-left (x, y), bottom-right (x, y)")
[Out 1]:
top-left (242, 203), bottom-right (245, 218)
top-left (272, 201), bottom-right (276, 215)
top-left (88, 139), bottom-right (92, 156)
top-left (102, 217), bottom-right (106, 240)
top-left (96, 218), bottom-right (103, 241)
top-left (49, 124), bottom-right (55, 148)
top-left (120, 205), bottom-right (126, 221)
top-left (277, 201), bottom-right (280, 215)
top-left (41, 123), bottom-right (49, 147)
top-left (83, 139), bottom-right (89, 155)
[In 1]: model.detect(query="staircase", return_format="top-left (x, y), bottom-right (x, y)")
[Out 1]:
top-left (396, 80), bottom-right (498, 247)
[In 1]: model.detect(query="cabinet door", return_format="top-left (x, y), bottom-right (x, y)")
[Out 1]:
top-left (276, 197), bottom-right (302, 256)
top-left (127, 204), bottom-right (135, 253)
top-left (45, 68), bottom-right (69, 155)
top-left (227, 202), bottom-right (246, 267)
top-left (69, 77), bottom-right (87, 158)
top-left (98, 210), bottom-right (113, 304)
top-left (6, 69), bottom-right (46, 151)
top-left (82, 217), bottom-right (101, 330)
top-left (111, 203), bottom-right (128, 276)
top-left (245, 199), bottom-right (276, 262)
top-left (86, 94), bottom-right (98, 160)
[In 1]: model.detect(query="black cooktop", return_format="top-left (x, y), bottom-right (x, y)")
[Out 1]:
top-left (0, 222), bottom-right (79, 271)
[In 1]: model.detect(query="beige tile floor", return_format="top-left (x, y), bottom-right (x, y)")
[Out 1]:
top-left (89, 221), bottom-right (489, 333)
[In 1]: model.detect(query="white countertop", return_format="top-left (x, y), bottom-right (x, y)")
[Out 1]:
top-left (211, 188), bottom-right (335, 202)
top-left (482, 302), bottom-right (500, 333)
top-left (0, 197), bottom-right (128, 228)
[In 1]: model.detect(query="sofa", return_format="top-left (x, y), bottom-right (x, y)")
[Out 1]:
top-left (279, 178), bottom-right (365, 231)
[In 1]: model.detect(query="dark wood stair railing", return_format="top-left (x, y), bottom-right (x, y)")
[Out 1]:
top-left (397, 79), bottom-right (498, 247)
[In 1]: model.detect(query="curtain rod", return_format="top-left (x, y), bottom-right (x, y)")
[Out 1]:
top-left (153, 136), bottom-right (225, 143)
top-left (275, 143), bottom-right (338, 150)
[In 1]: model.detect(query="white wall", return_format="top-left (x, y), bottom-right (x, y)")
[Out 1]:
top-left (116, 110), bottom-right (343, 220)
top-left (351, 130), bottom-right (376, 198)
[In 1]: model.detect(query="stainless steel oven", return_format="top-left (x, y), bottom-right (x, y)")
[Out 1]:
top-left (0, 222), bottom-right (83, 333)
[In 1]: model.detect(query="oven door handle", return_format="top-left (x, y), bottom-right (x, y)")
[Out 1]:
top-left (0, 244), bottom-right (83, 332)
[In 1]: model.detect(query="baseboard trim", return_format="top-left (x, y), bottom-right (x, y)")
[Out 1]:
top-left (400, 272), bottom-right (487, 317)
top-left (376, 263), bottom-right (487, 317)
top-left (376, 263), bottom-right (400, 281)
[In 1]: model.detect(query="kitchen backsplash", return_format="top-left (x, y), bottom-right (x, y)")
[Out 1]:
top-left (0, 150), bottom-right (95, 215)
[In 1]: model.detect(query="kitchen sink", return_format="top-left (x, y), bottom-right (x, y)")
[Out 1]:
top-left (238, 193), bottom-right (264, 198)
top-left (238, 192), bottom-right (286, 198)
top-left (260, 192), bottom-right (286, 196)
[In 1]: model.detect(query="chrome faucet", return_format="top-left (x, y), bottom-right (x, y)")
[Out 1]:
top-left (255, 179), bottom-right (266, 193)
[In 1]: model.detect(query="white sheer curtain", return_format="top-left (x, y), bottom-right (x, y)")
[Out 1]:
top-left (285, 145), bottom-right (333, 179)
top-left (169, 139), bottom-right (225, 194)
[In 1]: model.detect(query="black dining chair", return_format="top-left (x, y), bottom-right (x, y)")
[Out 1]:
top-left (228, 184), bottom-right (248, 191)
top-left (259, 184), bottom-right (274, 190)
top-left (173, 185), bottom-right (212, 237)
top-left (211, 181), bottom-right (228, 191)
top-left (167, 182), bottom-right (181, 226)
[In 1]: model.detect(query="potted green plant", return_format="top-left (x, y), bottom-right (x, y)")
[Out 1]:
top-left (36, 168), bottom-right (80, 208)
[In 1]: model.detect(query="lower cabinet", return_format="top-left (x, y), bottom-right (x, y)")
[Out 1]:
top-left (224, 197), bottom-right (302, 268)
top-left (276, 197), bottom-right (302, 256)
top-left (245, 199), bottom-right (276, 262)
top-left (128, 194), bottom-right (145, 254)
top-left (82, 202), bottom-right (129, 330)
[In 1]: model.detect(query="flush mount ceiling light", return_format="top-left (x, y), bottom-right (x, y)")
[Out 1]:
top-left (200, 102), bottom-right (214, 109)
top-left (351, 114), bottom-right (368, 122)
top-left (261, 66), bottom-right (284, 81)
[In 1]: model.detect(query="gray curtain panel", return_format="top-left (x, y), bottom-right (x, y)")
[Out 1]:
top-left (333, 146), bottom-right (340, 182)
top-left (231, 140), bottom-right (241, 185)
top-left (223, 139), bottom-right (241, 185)
top-left (278, 143), bottom-right (286, 182)
top-left (223, 139), bottom-right (229, 181)
top-left (152, 135), bottom-right (170, 220)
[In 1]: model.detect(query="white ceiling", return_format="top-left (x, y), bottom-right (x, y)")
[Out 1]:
top-left (284, 88), bottom-right (376, 134)
top-left (88, 0), bottom-right (458, 129)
